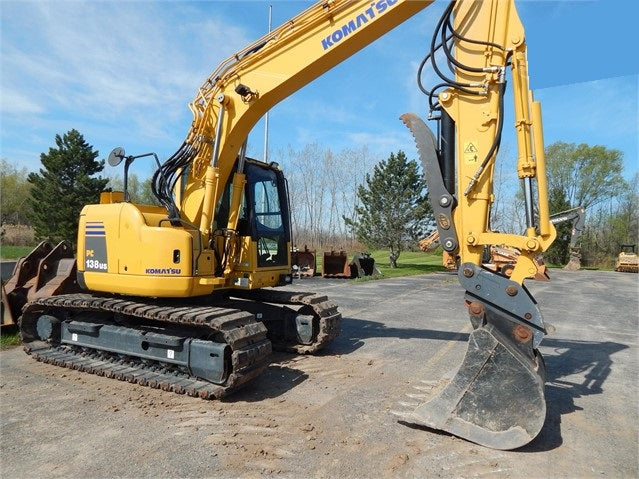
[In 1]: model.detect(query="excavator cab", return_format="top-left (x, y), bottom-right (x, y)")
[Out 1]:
top-left (245, 161), bottom-right (291, 268)
top-left (212, 158), bottom-right (292, 277)
top-left (214, 158), bottom-right (291, 265)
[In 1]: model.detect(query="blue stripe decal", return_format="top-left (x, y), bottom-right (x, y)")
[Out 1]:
top-left (85, 221), bottom-right (105, 236)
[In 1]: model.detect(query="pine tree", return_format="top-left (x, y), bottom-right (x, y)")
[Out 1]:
top-left (344, 150), bottom-right (431, 268)
top-left (27, 129), bottom-right (108, 246)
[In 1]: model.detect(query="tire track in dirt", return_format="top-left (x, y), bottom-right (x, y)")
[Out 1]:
top-left (136, 353), bottom-right (380, 476)
top-left (152, 391), bottom-right (299, 475)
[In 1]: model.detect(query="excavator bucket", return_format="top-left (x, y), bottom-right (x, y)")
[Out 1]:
top-left (1, 283), bottom-right (17, 330)
top-left (402, 325), bottom-right (546, 450)
top-left (398, 111), bottom-right (549, 448)
top-left (563, 250), bottom-right (582, 271)
top-left (322, 251), bottom-right (351, 278)
top-left (349, 252), bottom-right (377, 278)
top-left (395, 264), bottom-right (548, 450)
top-left (291, 245), bottom-right (317, 277)
top-left (321, 251), bottom-right (376, 278)
top-left (2, 240), bottom-right (78, 328)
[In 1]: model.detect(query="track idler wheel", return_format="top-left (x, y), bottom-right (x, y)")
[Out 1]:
top-left (397, 264), bottom-right (548, 450)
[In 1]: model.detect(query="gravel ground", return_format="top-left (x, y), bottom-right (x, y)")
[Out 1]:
top-left (1, 269), bottom-right (637, 478)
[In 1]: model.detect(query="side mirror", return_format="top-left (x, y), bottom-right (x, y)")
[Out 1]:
top-left (108, 147), bottom-right (126, 167)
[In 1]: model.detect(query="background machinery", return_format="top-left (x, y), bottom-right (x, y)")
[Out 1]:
top-left (549, 206), bottom-right (586, 270)
top-left (486, 206), bottom-right (585, 277)
top-left (4, 0), bottom-right (556, 450)
top-left (418, 229), bottom-right (462, 271)
top-left (615, 244), bottom-right (639, 273)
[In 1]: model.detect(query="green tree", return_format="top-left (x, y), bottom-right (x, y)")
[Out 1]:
top-left (545, 141), bottom-right (625, 209)
top-left (580, 172), bottom-right (639, 267)
top-left (344, 150), bottom-right (431, 268)
top-left (106, 173), bottom-right (160, 206)
top-left (139, 177), bottom-right (160, 206)
top-left (544, 187), bottom-right (573, 264)
top-left (609, 172), bottom-right (639, 248)
top-left (543, 141), bottom-right (628, 266)
top-left (27, 130), bottom-right (108, 245)
top-left (0, 159), bottom-right (32, 225)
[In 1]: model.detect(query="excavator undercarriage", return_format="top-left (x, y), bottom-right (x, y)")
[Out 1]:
top-left (5, 241), bottom-right (340, 398)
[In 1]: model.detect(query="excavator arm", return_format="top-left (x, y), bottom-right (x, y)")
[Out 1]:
top-left (161, 0), bottom-right (434, 234)
top-left (397, 0), bottom-right (556, 449)
top-left (550, 206), bottom-right (585, 249)
top-left (405, 0), bottom-right (555, 282)
top-left (550, 206), bottom-right (585, 269)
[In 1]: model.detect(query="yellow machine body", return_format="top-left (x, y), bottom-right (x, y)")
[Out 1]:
top-left (78, 163), bottom-right (293, 297)
top-left (77, 0), bottom-right (435, 299)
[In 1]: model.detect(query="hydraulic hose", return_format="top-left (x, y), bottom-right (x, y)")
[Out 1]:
top-left (152, 142), bottom-right (198, 219)
top-left (428, 2), bottom-right (484, 94)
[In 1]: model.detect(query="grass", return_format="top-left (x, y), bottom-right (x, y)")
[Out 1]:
top-left (315, 249), bottom-right (447, 280)
top-left (1, 245), bottom-right (35, 260)
top-left (368, 250), bottom-right (447, 278)
top-left (0, 330), bottom-right (21, 350)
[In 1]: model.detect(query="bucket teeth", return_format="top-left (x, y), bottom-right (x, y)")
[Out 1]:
top-left (419, 379), bottom-right (438, 385)
top-left (390, 390), bottom-right (435, 422)
top-left (390, 409), bottom-right (418, 422)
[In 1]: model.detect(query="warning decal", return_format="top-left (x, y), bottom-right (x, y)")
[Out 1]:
top-left (463, 141), bottom-right (479, 164)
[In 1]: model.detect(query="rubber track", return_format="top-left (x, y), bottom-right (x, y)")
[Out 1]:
top-left (20, 294), bottom-right (272, 399)
top-left (231, 289), bottom-right (341, 354)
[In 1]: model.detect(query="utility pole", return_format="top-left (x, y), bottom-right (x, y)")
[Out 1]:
top-left (263, 4), bottom-right (272, 163)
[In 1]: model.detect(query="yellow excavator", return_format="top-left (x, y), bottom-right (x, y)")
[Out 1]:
top-left (3, 0), bottom-right (556, 450)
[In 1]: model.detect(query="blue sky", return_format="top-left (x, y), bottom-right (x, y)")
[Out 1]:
top-left (1, 0), bottom-right (637, 181)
